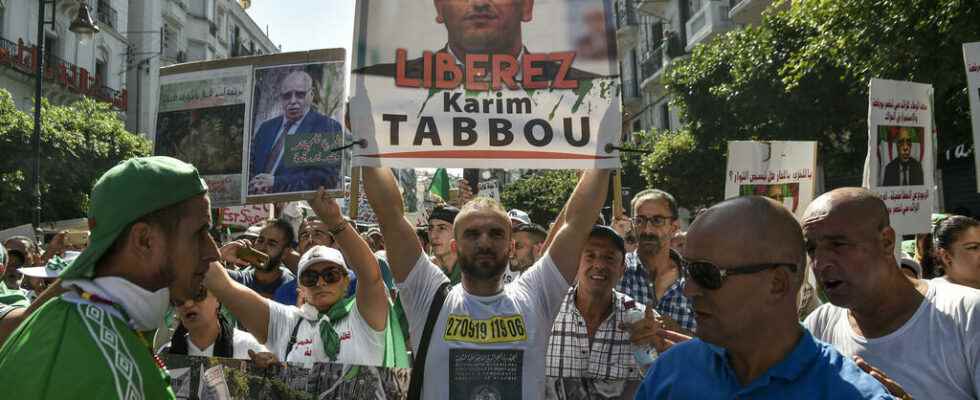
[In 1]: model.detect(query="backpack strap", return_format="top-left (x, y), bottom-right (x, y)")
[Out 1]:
top-left (407, 281), bottom-right (452, 400)
top-left (283, 317), bottom-right (304, 359)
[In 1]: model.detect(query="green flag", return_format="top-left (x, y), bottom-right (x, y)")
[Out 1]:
top-left (428, 168), bottom-right (450, 201)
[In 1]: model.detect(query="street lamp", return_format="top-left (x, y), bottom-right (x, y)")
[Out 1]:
top-left (32, 0), bottom-right (99, 240)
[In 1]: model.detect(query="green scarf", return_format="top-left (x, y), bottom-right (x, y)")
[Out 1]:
top-left (318, 296), bottom-right (356, 361)
top-left (318, 296), bottom-right (410, 367)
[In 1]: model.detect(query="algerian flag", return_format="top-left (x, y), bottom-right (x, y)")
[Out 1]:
top-left (428, 168), bottom-right (449, 202)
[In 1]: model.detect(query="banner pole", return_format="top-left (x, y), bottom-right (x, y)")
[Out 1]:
top-left (349, 167), bottom-right (362, 221)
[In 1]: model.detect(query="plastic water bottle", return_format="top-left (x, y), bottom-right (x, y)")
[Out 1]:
top-left (624, 300), bottom-right (658, 366)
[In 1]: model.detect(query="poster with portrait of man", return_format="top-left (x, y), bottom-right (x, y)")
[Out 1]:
top-left (724, 141), bottom-right (817, 219)
top-left (245, 55), bottom-right (347, 203)
top-left (156, 65), bottom-right (252, 207)
top-left (350, 0), bottom-right (622, 169)
top-left (864, 78), bottom-right (935, 234)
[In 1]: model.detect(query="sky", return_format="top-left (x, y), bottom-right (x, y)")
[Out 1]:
top-left (245, 1), bottom-right (355, 53)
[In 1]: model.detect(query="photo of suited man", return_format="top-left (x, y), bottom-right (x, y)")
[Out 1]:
top-left (249, 69), bottom-right (344, 195)
top-left (881, 131), bottom-right (924, 187)
top-left (355, 0), bottom-right (606, 85)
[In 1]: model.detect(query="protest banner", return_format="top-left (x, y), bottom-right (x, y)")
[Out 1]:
top-left (478, 179), bottom-right (501, 203)
top-left (219, 204), bottom-right (271, 228)
top-left (161, 353), bottom-right (409, 399)
top-left (350, 0), bottom-right (622, 169)
top-left (964, 42), bottom-right (980, 191)
top-left (724, 141), bottom-right (817, 218)
top-left (863, 78), bottom-right (935, 234)
top-left (245, 51), bottom-right (348, 203)
top-left (156, 66), bottom-right (252, 207)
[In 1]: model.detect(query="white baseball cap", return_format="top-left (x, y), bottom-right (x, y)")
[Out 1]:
top-left (21, 251), bottom-right (81, 279)
top-left (508, 209), bottom-right (531, 225)
top-left (297, 245), bottom-right (348, 277)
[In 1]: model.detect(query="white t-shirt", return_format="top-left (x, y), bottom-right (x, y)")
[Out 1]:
top-left (502, 265), bottom-right (523, 285)
top-left (804, 278), bottom-right (980, 400)
top-left (265, 300), bottom-right (385, 367)
top-left (186, 328), bottom-right (268, 360)
top-left (398, 251), bottom-right (569, 400)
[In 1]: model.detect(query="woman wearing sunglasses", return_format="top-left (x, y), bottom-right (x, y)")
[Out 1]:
top-left (205, 188), bottom-right (398, 367)
top-left (162, 288), bottom-right (267, 360)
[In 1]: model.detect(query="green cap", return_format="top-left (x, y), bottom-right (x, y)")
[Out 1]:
top-left (60, 156), bottom-right (208, 280)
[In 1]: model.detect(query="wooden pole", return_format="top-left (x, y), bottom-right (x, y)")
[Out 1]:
top-left (349, 167), bottom-right (361, 220)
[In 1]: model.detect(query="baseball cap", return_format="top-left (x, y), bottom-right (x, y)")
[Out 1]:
top-left (60, 156), bottom-right (208, 280)
top-left (589, 225), bottom-right (626, 255)
top-left (298, 245), bottom-right (348, 277)
top-left (21, 251), bottom-right (81, 279)
top-left (508, 209), bottom-right (531, 225)
top-left (429, 206), bottom-right (460, 225)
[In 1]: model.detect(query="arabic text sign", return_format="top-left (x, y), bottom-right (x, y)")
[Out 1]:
top-left (350, 0), bottom-right (622, 169)
top-left (963, 42), bottom-right (980, 192)
top-left (724, 141), bottom-right (817, 218)
top-left (864, 78), bottom-right (935, 234)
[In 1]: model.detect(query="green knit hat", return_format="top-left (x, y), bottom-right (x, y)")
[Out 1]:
top-left (60, 156), bottom-right (208, 280)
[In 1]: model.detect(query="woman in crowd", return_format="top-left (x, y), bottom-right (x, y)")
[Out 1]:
top-left (204, 188), bottom-right (403, 367)
top-left (161, 288), bottom-right (267, 359)
top-left (934, 215), bottom-right (980, 289)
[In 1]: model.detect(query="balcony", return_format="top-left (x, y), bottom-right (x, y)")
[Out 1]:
top-left (639, 43), bottom-right (666, 93)
top-left (95, 0), bottom-right (117, 30)
top-left (729, 0), bottom-right (789, 25)
top-left (685, 0), bottom-right (734, 52)
top-left (615, 0), bottom-right (639, 53)
top-left (635, 0), bottom-right (670, 17)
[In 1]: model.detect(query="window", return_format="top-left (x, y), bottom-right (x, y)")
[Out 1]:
top-left (659, 102), bottom-right (670, 130)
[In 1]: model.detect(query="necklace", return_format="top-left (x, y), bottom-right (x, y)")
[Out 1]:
top-left (78, 289), bottom-right (167, 370)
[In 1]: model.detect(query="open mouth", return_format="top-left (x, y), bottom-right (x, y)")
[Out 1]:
top-left (184, 311), bottom-right (199, 322)
top-left (588, 273), bottom-right (608, 281)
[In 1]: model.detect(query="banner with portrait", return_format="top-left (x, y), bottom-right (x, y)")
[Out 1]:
top-left (863, 78), bottom-right (935, 234)
top-left (350, 0), bottom-right (622, 169)
top-left (724, 141), bottom-right (817, 218)
top-left (156, 66), bottom-right (252, 207)
top-left (245, 54), bottom-right (348, 203)
top-left (161, 353), bottom-right (409, 399)
top-left (963, 42), bottom-right (980, 191)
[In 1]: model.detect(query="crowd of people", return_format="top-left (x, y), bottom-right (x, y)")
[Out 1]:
top-left (0, 156), bottom-right (977, 399)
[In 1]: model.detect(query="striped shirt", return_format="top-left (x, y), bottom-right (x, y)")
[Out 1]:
top-left (545, 288), bottom-right (646, 380)
top-left (616, 249), bottom-right (697, 333)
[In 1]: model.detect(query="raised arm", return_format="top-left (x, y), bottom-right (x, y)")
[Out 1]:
top-left (204, 257), bottom-right (271, 343)
top-left (361, 167), bottom-right (423, 283)
top-left (308, 188), bottom-right (388, 331)
top-left (547, 169), bottom-right (612, 284)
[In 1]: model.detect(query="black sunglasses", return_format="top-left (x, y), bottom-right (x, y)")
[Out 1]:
top-left (682, 259), bottom-right (798, 290)
top-left (300, 268), bottom-right (347, 287)
top-left (171, 286), bottom-right (208, 307)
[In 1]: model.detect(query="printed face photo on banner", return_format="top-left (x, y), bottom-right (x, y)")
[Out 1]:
top-left (350, 0), bottom-right (622, 169)
top-left (740, 183), bottom-right (801, 212)
top-left (877, 125), bottom-right (925, 187)
top-left (247, 62), bottom-right (346, 199)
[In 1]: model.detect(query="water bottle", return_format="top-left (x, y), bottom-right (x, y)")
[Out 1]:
top-left (624, 300), bottom-right (658, 366)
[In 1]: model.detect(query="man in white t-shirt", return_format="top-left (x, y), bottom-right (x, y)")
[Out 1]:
top-left (362, 166), bottom-right (611, 400)
top-left (802, 188), bottom-right (980, 400)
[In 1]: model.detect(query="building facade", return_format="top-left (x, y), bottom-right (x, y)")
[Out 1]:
top-left (616, 0), bottom-right (781, 136)
top-left (0, 0), bottom-right (276, 140)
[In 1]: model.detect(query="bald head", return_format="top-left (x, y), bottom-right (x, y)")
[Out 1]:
top-left (688, 196), bottom-right (805, 285)
top-left (805, 188), bottom-right (890, 234)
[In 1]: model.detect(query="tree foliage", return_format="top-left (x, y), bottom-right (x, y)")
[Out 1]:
top-left (640, 0), bottom-right (980, 207)
top-left (500, 170), bottom-right (579, 225)
top-left (0, 89), bottom-right (151, 228)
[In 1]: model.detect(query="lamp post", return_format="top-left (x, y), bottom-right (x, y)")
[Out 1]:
top-left (32, 0), bottom-right (98, 239)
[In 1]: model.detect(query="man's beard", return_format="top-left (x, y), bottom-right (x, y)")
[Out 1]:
top-left (257, 252), bottom-right (282, 272)
top-left (637, 233), bottom-right (664, 254)
top-left (458, 250), bottom-right (508, 280)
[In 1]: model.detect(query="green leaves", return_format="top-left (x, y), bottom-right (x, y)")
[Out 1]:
top-left (0, 89), bottom-right (150, 228)
top-left (499, 170), bottom-right (579, 225)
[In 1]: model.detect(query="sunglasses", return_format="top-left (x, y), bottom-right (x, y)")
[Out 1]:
top-left (171, 286), bottom-right (208, 307)
top-left (300, 268), bottom-right (347, 287)
top-left (682, 259), bottom-right (798, 290)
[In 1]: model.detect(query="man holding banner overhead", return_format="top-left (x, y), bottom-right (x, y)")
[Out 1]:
top-left (363, 166), bottom-right (610, 400)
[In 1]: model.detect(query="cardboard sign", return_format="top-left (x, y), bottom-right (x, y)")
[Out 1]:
top-left (725, 141), bottom-right (817, 218)
top-left (350, 0), bottom-right (622, 169)
top-left (478, 179), bottom-right (501, 203)
top-left (220, 204), bottom-right (271, 228)
top-left (863, 78), bottom-right (935, 234)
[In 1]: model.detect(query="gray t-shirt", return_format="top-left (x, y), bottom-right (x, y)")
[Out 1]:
top-left (398, 252), bottom-right (569, 400)
top-left (804, 278), bottom-right (980, 400)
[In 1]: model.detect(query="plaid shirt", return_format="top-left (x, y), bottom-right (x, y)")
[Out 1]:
top-left (545, 288), bottom-right (646, 380)
top-left (616, 249), bottom-right (697, 333)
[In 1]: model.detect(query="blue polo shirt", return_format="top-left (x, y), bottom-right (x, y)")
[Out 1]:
top-left (636, 329), bottom-right (895, 399)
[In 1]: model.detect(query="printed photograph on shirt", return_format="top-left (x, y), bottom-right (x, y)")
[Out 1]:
top-left (450, 349), bottom-right (522, 400)
top-left (159, 353), bottom-right (410, 399)
top-left (876, 125), bottom-right (926, 187)
top-left (246, 58), bottom-right (347, 203)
